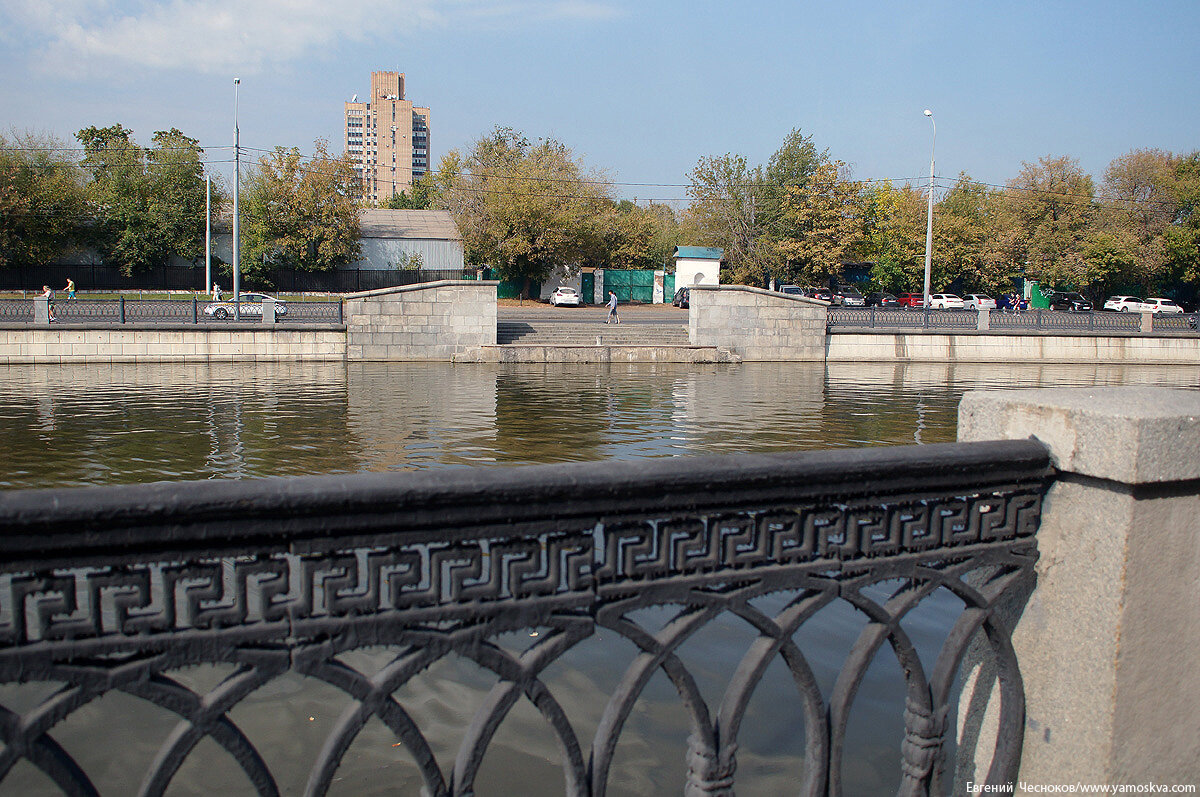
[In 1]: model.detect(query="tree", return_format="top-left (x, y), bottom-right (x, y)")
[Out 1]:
top-left (383, 172), bottom-right (437, 210)
top-left (1002, 155), bottom-right (1097, 288)
top-left (683, 153), bottom-right (772, 285)
top-left (0, 131), bottom-right (88, 269)
top-left (586, 200), bottom-right (680, 271)
top-left (860, 183), bottom-right (927, 292)
top-left (440, 127), bottom-right (610, 297)
top-left (934, 174), bottom-right (1003, 293)
top-left (240, 140), bottom-right (361, 282)
top-left (772, 161), bottom-right (861, 285)
top-left (76, 124), bottom-right (212, 276)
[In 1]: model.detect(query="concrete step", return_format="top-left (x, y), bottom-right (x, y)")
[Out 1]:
top-left (498, 321), bottom-right (690, 346)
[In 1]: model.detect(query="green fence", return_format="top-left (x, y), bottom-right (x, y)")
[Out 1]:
top-left (603, 270), bottom-right (656, 303)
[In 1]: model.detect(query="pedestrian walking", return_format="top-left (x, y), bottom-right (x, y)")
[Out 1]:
top-left (63, 277), bottom-right (76, 301)
top-left (41, 285), bottom-right (56, 322)
top-left (605, 291), bottom-right (620, 324)
top-left (212, 282), bottom-right (221, 301)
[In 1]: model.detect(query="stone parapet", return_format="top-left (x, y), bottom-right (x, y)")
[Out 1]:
top-left (956, 387), bottom-right (1200, 786)
top-left (0, 325), bottom-right (346, 363)
top-left (344, 280), bottom-right (497, 361)
top-left (689, 285), bottom-right (827, 361)
top-left (828, 331), bottom-right (1200, 364)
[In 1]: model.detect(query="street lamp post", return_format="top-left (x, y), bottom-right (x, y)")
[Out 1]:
top-left (233, 78), bottom-right (241, 320)
top-left (922, 109), bottom-right (936, 308)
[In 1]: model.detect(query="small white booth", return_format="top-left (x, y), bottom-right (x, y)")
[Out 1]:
top-left (672, 246), bottom-right (723, 287)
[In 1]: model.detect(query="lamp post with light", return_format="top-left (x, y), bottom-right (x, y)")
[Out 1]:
top-left (922, 109), bottom-right (936, 308)
top-left (232, 78), bottom-right (241, 319)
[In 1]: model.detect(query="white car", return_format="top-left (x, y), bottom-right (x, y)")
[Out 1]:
top-left (203, 292), bottom-right (287, 319)
top-left (549, 287), bottom-right (582, 307)
top-left (1145, 297), bottom-right (1184, 314)
top-left (964, 294), bottom-right (996, 310)
top-left (1103, 296), bottom-right (1150, 313)
top-left (928, 293), bottom-right (965, 309)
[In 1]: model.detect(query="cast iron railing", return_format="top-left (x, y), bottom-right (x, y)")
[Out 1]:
top-left (2, 297), bottom-right (344, 324)
top-left (828, 306), bottom-right (1199, 334)
top-left (0, 440), bottom-right (1052, 795)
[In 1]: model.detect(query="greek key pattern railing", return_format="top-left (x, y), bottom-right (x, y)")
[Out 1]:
top-left (0, 440), bottom-right (1052, 795)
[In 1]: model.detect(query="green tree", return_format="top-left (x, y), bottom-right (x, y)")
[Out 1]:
top-left (76, 124), bottom-right (212, 276)
top-left (0, 131), bottom-right (88, 269)
top-left (383, 172), bottom-right (437, 209)
top-left (683, 153), bottom-right (772, 285)
top-left (860, 183), bottom-right (927, 292)
top-left (240, 140), bottom-right (361, 282)
top-left (440, 127), bottom-right (610, 297)
top-left (935, 174), bottom-right (1004, 292)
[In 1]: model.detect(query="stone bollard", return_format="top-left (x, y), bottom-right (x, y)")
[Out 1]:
top-left (1141, 311), bottom-right (1154, 333)
top-left (955, 387), bottom-right (1200, 787)
top-left (977, 308), bottom-right (990, 331)
top-left (33, 295), bottom-right (50, 325)
top-left (262, 296), bottom-right (276, 325)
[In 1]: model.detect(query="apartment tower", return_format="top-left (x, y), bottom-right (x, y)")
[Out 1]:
top-left (344, 71), bottom-right (430, 202)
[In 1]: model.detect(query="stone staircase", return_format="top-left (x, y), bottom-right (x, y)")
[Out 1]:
top-left (497, 321), bottom-right (691, 346)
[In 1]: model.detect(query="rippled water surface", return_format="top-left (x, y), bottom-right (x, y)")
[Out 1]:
top-left (2, 361), bottom-right (1198, 794)
top-left (3, 360), bottom-right (1197, 489)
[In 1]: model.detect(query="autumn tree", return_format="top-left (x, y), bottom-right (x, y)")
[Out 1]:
top-left (440, 127), bottom-right (610, 297)
top-left (240, 140), bottom-right (361, 282)
top-left (772, 161), bottom-right (861, 286)
top-left (1002, 155), bottom-right (1098, 288)
top-left (0, 131), bottom-right (88, 269)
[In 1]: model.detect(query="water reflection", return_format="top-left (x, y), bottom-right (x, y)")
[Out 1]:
top-left (0, 361), bottom-right (1196, 489)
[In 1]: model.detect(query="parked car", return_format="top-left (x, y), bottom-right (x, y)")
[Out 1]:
top-left (803, 287), bottom-right (835, 303)
top-left (897, 292), bottom-right (926, 309)
top-left (549, 287), bottom-right (582, 307)
top-left (833, 285), bottom-right (865, 306)
top-left (778, 284), bottom-right (804, 297)
top-left (1103, 295), bottom-right (1150, 313)
top-left (927, 293), bottom-right (965, 310)
top-left (1145, 297), bottom-right (1184, 314)
top-left (963, 294), bottom-right (996, 310)
top-left (672, 287), bottom-right (691, 308)
top-left (1047, 291), bottom-right (1093, 313)
top-left (203, 292), bottom-right (287, 320)
top-left (866, 292), bottom-right (900, 308)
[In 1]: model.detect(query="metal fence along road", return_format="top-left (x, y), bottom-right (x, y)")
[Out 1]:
top-left (828, 306), bottom-right (1200, 334)
top-left (2, 297), bottom-right (344, 324)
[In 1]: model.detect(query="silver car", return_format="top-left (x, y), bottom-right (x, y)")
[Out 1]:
top-left (203, 292), bottom-right (288, 320)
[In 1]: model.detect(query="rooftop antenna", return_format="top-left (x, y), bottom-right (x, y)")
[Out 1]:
top-left (351, 93), bottom-right (358, 102)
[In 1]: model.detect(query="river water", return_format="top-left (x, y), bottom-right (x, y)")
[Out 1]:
top-left (1, 361), bottom-right (1197, 794)
top-left (4, 360), bottom-right (1197, 490)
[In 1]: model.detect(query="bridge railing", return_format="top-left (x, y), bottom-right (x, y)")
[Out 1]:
top-left (0, 439), bottom-right (1052, 795)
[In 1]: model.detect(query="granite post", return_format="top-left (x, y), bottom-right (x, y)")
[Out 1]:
top-left (955, 387), bottom-right (1200, 787)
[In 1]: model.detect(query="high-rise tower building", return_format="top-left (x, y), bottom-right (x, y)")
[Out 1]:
top-left (344, 71), bottom-right (430, 202)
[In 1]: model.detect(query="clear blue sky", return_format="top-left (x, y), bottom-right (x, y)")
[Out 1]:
top-left (1, 0), bottom-right (1196, 202)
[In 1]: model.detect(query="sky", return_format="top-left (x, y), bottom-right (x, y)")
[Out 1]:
top-left (1, 0), bottom-right (1197, 204)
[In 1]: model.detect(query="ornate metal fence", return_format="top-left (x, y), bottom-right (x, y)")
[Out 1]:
top-left (0, 440), bottom-right (1052, 795)
top-left (0, 297), bottom-right (344, 325)
top-left (829, 307), bottom-right (1199, 334)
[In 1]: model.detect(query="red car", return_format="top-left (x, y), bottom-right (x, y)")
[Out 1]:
top-left (897, 292), bottom-right (926, 308)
